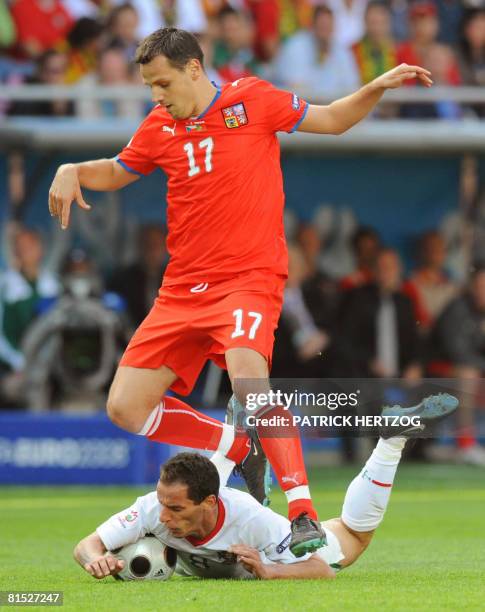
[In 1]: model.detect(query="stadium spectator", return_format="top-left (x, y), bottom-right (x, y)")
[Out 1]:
top-left (76, 44), bottom-right (144, 118)
top-left (278, 0), bottom-right (313, 41)
top-left (213, 7), bottom-right (260, 82)
top-left (340, 226), bottom-right (380, 291)
top-left (7, 49), bottom-right (73, 117)
top-left (246, 0), bottom-right (280, 61)
top-left (107, 224), bottom-right (168, 328)
top-left (325, 0), bottom-right (368, 48)
top-left (296, 223), bottom-right (340, 336)
top-left (64, 17), bottom-right (104, 84)
top-left (397, 1), bottom-right (461, 86)
top-left (273, 4), bottom-right (360, 97)
top-left (336, 248), bottom-right (422, 379)
top-left (105, 3), bottom-right (140, 63)
top-left (352, 1), bottom-right (397, 85)
top-left (432, 266), bottom-right (485, 465)
top-left (273, 243), bottom-right (329, 377)
top-left (403, 230), bottom-right (458, 335)
top-left (457, 8), bottom-right (485, 116)
top-left (9, 0), bottom-right (74, 59)
top-left (0, 227), bottom-right (60, 403)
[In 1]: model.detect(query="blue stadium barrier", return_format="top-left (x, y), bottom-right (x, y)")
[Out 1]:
top-left (0, 411), bottom-right (170, 485)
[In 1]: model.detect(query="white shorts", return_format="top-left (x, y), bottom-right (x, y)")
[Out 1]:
top-left (316, 524), bottom-right (345, 571)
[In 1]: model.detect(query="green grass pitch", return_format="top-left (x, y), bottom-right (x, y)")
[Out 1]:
top-left (1, 464), bottom-right (485, 611)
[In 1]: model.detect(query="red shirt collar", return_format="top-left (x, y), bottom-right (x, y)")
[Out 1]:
top-left (185, 497), bottom-right (226, 547)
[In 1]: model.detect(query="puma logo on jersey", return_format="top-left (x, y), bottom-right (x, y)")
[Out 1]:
top-left (190, 282), bottom-right (209, 293)
top-left (231, 78), bottom-right (243, 87)
top-left (162, 123), bottom-right (176, 136)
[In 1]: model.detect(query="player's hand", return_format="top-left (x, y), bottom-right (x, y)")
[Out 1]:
top-left (83, 554), bottom-right (124, 579)
top-left (229, 545), bottom-right (270, 579)
top-left (372, 63), bottom-right (433, 89)
top-left (48, 163), bottom-right (91, 230)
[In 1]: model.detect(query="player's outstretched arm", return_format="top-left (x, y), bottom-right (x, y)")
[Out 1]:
top-left (297, 64), bottom-right (433, 136)
top-left (230, 545), bottom-right (335, 580)
top-left (48, 159), bottom-right (139, 230)
top-left (73, 532), bottom-right (125, 580)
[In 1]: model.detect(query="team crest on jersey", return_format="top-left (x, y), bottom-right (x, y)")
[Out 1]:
top-left (222, 103), bottom-right (248, 128)
top-left (186, 120), bottom-right (206, 133)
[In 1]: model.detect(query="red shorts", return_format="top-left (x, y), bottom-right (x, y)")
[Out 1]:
top-left (119, 270), bottom-right (285, 395)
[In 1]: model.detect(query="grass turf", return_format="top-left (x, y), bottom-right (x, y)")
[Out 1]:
top-left (1, 464), bottom-right (485, 611)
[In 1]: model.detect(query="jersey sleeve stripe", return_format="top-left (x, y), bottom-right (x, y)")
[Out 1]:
top-left (115, 157), bottom-right (145, 176)
top-left (289, 102), bottom-right (309, 134)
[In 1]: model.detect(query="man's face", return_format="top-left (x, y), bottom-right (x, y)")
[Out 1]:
top-left (411, 15), bottom-right (439, 45)
top-left (313, 10), bottom-right (334, 45)
top-left (156, 480), bottom-right (215, 538)
top-left (421, 234), bottom-right (446, 269)
top-left (141, 55), bottom-right (200, 120)
top-left (40, 53), bottom-right (67, 85)
top-left (220, 13), bottom-right (253, 51)
top-left (365, 5), bottom-right (391, 41)
top-left (14, 231), bottom-right (43, 269)
top-left (376, 251), bottom-right (401, 292)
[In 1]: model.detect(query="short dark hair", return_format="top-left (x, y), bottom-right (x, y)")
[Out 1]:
top-left (135, 27), bottom-right (204, 70)
top-left (160, 452), bottom-right (219, 504)
top-left (351, 226), bottom-right (381, 252)
top-left (67, 17), bottom-right (103, 49)
top-left (313, 4), bottom-right (333, 22)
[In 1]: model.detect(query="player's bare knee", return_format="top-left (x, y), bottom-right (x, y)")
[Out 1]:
top-left (106, 394), bottom-right (139, 433)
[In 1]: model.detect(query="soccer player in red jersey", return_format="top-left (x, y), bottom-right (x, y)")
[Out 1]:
top-left (48, 28), bottom-right (432, 557)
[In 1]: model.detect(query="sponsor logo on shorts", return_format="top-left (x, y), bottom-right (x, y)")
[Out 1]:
top-left (190, 283), bottom-right (209, 293)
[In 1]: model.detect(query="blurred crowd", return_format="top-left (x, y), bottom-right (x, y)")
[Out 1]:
top-left (2, 212), bottom-right (485, 465)
top-left (1, 0), bottom-right (485, 118)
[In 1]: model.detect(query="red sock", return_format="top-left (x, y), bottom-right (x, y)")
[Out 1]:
top-left (457, 426), bottom-right (477, 450)
top-left (143, 396), bottom-right (249, 462)
top-left (255, 405), bottom-right (318, 521)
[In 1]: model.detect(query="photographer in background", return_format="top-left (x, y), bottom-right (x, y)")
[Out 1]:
top-left (0, 226), bottom-right (60, 407)
top-left (21, 248), bottom-right (129, 411)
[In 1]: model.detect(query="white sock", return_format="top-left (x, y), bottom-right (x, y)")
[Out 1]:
top-left (341, 437), bottom-right (406, 532)
top-left (210, 451), bottom-right (235, 487)
top-left (137, 402), bottom-right (163, 436)
top-left (210, 423), bottom-right (238, 487)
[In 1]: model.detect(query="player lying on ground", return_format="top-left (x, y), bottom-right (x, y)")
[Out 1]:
top-left (74, 394), bottom-right (457, 580)
top-left (49, 27), bottom-right (433, 555)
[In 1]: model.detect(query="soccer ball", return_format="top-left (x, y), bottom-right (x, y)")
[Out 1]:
top-left (113, 536), bottom-right (177, 581)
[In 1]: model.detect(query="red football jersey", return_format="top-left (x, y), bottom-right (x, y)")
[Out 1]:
top-left (116, 77), bottom-right (308, 287)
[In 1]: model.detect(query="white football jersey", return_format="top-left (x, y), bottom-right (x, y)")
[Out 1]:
top-left (97, 487), bottom-right (340, 579)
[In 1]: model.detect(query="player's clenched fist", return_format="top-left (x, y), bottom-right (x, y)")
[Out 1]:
top-left (83, 554), bottom-right (124, 579)
top-left (372, 63), bottom-right (433, 89)
top-left (48, 163), bottom-right (91, 230)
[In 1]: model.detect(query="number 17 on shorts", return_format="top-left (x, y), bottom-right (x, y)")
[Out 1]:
top-left (231, 309), bottom-right (263, 340)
